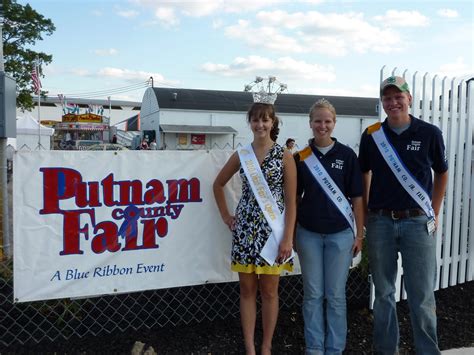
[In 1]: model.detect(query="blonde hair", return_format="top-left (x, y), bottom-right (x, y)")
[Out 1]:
top-left (309, 98), bottom-right (336, 122)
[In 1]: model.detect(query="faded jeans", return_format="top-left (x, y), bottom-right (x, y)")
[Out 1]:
top-left (366, 213), bottom-right (440, 355)
top-left (296, 225), bottom-right (353, 355)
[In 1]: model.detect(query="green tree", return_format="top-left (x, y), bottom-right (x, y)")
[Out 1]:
top-left (2, 0), bottom-right (55, 110)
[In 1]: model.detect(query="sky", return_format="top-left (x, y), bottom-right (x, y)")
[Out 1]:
top-left (21, 0), bottom-right (474, 103)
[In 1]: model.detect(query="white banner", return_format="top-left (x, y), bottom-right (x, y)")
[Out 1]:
top-left (14, 150), bottom-right (288, 302)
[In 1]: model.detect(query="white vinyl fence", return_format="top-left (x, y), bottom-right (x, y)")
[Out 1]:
top-left (370, 66), bottom-right (474, 305)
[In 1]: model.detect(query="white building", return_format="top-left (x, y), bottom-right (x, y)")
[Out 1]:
top-left (140, 87), bottom-right (380, 151)
top-left (20, 89), bottom-right (380, 151)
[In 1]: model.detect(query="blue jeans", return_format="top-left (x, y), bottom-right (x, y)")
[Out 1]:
top-left (296, 225), bottom-right (353, 355)
top-left (367, 213), bottom-right (440, 355)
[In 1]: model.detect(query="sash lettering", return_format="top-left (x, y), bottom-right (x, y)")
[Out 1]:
top-left (238, 145), bottom-right (294, 266)
top-left (299, 147), bottom-right (355, 235)
top-left (371, 125), bottom-right (434, 218)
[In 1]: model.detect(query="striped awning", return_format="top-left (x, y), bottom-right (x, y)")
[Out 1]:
top-left (55, 122), bottom-right (109, 131)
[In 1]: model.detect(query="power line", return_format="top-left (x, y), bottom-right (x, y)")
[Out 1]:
top-left (61, 80), bottom-right (152, 99)
top-left (64, 81), bottom-right (148, 96)
top-left (57, 77), bottom-right (189, 100)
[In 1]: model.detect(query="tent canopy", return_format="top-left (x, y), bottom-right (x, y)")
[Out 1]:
top-left (17, 114), bottom-right (54, 136)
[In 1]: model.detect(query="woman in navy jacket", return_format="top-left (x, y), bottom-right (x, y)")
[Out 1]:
top-left (294, 99), bottom-right (364, 355)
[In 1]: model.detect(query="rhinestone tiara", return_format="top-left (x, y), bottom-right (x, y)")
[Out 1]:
top-left (252, 90), bottom-right (278, 105)
top-left (244, 76), bottom-right (287, 105)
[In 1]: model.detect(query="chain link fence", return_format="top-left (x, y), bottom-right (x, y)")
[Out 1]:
top-left (0, 256), bottom-right (369, 348)
top-left (2, 147), bottom-right (369, 349)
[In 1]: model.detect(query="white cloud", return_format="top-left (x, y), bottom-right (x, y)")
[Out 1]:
top-left (436, 57), bottom-right (474, 78)
top-left (91, 9), bottom-right (102, 17)
top-left (179, 1), bottom-right (222, 17)
top-left (226, 11), bottom-right (404, 56)
top-left (155, 7), bottom-right (179, 27)
top-left (201, 55), bottom-right (336, 82)
top-left (225, 20), bottom-right (306, 53)
top-left (132, 0), bottom-right (284, 20)
top-left (97, 67), bottom-right (180, 86)
top-left (93, 48), bottom-right (118, 56)
top-left (437, 9), bottom-right (459, 18)
top-left (212, 19), bottom-right (224, 29)
top-left (373, 10), bottom-right (430, 27)
top-left (219, 0), bottom-right (284, 14)
top-left (116, 10), bottom-right (140, 18)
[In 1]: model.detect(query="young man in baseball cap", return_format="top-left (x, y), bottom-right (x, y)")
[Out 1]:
top-left (359, 76), bottom-right (448, 354)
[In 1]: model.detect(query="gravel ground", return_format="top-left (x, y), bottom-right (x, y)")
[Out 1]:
top-left (3, 281), bottom-right (473, 354)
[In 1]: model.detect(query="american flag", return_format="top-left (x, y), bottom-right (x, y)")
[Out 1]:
top-left (31, 65), bottom-right (42, 95)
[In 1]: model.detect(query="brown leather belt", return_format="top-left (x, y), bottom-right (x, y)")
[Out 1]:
top-left (370, 208), bottom-right (425, 220)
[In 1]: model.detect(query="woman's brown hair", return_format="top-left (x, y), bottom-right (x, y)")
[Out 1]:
top-left (247, 103), bottom-right (280, 142)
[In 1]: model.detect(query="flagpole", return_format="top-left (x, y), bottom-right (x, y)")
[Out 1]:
top-left (0, 4), bottom-right (9, 259)
top-left (36, 61), bottom-right (41, 150)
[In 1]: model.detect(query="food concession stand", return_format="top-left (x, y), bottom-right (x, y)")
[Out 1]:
top-left (52, 113), bottom-right (111, 150)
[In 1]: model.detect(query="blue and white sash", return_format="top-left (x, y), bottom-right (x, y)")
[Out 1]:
top-left (370, 123), bottom-right (435, 218)
top-left (298, 146), bottom-right (355, 235)
top-left (238, 144), bottom-right (294, 266)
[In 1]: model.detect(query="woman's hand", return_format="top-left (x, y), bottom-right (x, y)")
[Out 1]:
top-left (223, 215), bottom-right (236, 231)
top-left (278, 237), bottom-right (293, 264)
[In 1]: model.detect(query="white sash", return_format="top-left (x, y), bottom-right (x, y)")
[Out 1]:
top-left (299, 146), bottom-right (355, 235)
top-left (238, 144), bottom-right (294, 266)
top-left (371, 124), bottom-right (435, 218)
